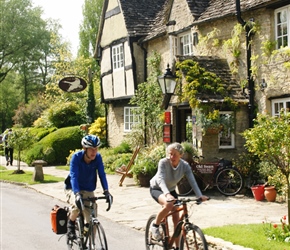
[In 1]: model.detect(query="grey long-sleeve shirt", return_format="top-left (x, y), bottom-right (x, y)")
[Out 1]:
top-left (150, 157), bottom-right (202, 198)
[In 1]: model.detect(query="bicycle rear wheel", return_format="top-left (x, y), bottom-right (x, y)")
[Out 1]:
top-left (145, 215), bottom-right (165, 250)
top-left (176, 176), bottom-right (193, 196)
top-left (179, 223), bottom-right (208, 250)
top-left (216, 167), bottom-right (243, 196)
top-left (90, 218), bottom-right (107, 250)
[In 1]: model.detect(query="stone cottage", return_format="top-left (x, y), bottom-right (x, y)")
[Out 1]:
top-left (95, 0), bottom-right (290, 161)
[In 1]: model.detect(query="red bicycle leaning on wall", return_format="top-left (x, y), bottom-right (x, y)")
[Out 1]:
top-left (176, 156), bottom-right (244, 196)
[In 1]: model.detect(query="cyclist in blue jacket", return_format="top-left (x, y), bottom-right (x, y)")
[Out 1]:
top-left (66, 135), bottom-right (113, 239)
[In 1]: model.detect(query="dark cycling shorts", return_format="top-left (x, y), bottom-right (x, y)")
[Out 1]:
top-left (150, 187), bottom-right (178, 203)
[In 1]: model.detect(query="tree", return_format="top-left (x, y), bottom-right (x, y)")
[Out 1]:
top-left (78, 0), bottom-right (104, 58)
top-left (242, 112), bottom-right (290, 225)
top-left (0, 0), bottom-right (54, 84)
top-left (7, 128), bottom-right (34, 173)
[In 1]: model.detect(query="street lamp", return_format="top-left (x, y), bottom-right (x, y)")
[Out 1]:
top-left (157, 64), bottom-right (177, 109)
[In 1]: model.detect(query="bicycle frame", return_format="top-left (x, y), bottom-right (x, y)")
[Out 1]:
top-left (161, 200), bottom-right (192, 249)
top-left (67, 196), bottom-right (108, 250)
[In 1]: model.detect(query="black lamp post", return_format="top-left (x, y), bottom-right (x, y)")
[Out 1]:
top-left (157, 64), bottom-right (177, 109)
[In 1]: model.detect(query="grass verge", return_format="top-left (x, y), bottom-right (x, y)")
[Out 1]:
top-left (204, 224), bottom-right (289, 250)
top-left (0, 168), bottom-right (64, 185)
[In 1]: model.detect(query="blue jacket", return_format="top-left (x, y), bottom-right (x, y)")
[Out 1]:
top-left (70, 150), bottom-right (108, 194)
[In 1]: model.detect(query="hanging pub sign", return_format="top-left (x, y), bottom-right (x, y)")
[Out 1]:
top-left (163, 124), bottom-right (172, 143)
top-left (58, 76), bottom-right (87, 93)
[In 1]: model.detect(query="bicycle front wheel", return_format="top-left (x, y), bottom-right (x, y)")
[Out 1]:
top-left (90, 218), bottom-right (107, 250)
top-left (216, 167), bottom-right (243, 196)
top-left (145, 215), bottom-right (165, 250)
top-left (179, 223), bottom-right (208, 250)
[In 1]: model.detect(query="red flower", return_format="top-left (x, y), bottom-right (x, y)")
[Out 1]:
top-left (273, 224), bottom-right (278, 228)
top-left (282, 215), bottom-right (287, 220)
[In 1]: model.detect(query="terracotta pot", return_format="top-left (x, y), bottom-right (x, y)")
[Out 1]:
top-left (264, 186), bottom-right (277, 202)
top-left (251, 185), bottom-right (265, 201)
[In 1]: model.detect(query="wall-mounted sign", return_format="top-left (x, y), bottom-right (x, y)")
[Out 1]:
top-left (163, 124), bottom-right (172, 143)
top-left (59, 76), bottom-right (87, 92)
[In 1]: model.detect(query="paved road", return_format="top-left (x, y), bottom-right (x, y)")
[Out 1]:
top-left (1, 182), bottom-right (144, 250)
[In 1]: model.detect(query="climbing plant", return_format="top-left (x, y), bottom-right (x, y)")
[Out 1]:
top-left (176, 59), bottom-right (238, 133)
top-left (129, 51), bottom-right (164, 146)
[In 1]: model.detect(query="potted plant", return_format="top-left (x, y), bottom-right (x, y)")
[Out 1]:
top-left (131, 144), bottom-right (165, 187)
top-left (131, 158), bottom-right (157, 187)
top-left (198, 110), bottom-right (235, 135)
top-left (181, 141), bottom-right (196, 164)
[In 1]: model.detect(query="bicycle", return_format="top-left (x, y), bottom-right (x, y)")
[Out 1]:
top-left (176, 156), bottom-right (243, 196)
top-left (66, 195), bottom-right (111, 250)
top-left (145, 197), bottom-right (208, 250)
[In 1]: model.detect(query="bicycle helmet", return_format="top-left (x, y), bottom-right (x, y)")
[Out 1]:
top-left (81, 135), bottom-right (101, 148)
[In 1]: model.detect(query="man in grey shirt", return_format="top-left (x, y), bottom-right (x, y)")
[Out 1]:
top-left (150, 142), bottom-right (208, 248)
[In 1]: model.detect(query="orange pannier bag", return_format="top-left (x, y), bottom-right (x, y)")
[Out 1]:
top-left (51, 205), bottom-right (68, 234)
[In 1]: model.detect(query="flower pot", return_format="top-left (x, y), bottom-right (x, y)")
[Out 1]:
top-left (206, 127), bottom-right (220, 134)
top-left (251, 185), bottom-right (265, 201)
top-left (137, 173), bottom-right (151, 187)
top-left (264, 186), bottom-right (277, 202)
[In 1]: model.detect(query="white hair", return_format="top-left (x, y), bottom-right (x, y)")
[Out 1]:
top-left (166, 142), bottom-right (184, 155)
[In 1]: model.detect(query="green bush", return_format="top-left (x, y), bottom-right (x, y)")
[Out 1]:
top-left (24, 126), bottom-right (84, 165)
top-left (48, 102), bottom-right (87, 128)
top-left (29, 127), bottom-right (57, 141)
top-left (131, 144), bottom-right (165, 178)
top-left (113, 141), bottom-right (132, 154)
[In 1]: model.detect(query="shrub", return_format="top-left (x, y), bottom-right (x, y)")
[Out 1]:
top-left (48, 102), bottom-right (87, 128)
top-left (29, 127), bottom-right (57, 141)
top-left (113, 141), bottom-right (132, 154)
top-left (131, 144), bottom-right (165, 178)
top-left (89, 117), bottom-right (106, 140)
top-left (13, 98), bottom-right (47, 127)
top-left (23, 126), bottom-right (84, 165)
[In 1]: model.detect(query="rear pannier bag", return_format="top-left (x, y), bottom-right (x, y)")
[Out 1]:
top-left (51, 205), bottom-right (68, 234)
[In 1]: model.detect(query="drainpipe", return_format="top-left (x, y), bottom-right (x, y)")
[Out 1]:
top-left (236, 0), bottom-right (255, 128)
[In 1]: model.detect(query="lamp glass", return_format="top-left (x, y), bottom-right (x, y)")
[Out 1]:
top-left (157, 66), bottom-right (177, 95)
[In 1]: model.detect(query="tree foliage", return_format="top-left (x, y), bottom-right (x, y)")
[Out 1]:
top-left (78, 0), bottom-right (104, 58)
top-left (0, 0), bottom-right (67, 130)
top-left (242, 112), bottom-right (290, 224)
top-left (7, 128), bottom-right (34, 172)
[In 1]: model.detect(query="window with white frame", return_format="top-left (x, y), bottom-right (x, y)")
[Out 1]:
top-left (275, 6), bottom-right (290, 48)
top-left (271, 97), bottom-right (290, 116)
top-left (124, 107), bottom-right (141, 131)
top-left (218, 111), bottom-right (235, 149)
top-left (171, 33), bottom-right (193, 56)
top-left (112, 44), bottom-right (124, 70)
top-left (180, 33), bottom-right (193, 56)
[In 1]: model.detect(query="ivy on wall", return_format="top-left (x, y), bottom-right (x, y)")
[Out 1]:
top-left (176, 59), bottom-right (238, 133)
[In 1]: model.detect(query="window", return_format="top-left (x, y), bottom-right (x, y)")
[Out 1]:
top-left (124, 107), bottom-right (141, 131)
top-left (171, 33), bottom-right (193, 56)
top-left (275, 6), bottom-right (290, 48)
top-left (218, 112), bottom-right (235, 149)
top-left (271, 97), bottom-right (290, 116)
top-left (112, 44), bottom-right (124, 70)
top-left (180, 33), bottom-right (193, 56)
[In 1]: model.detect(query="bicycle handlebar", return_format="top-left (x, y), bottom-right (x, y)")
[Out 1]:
top-left (80, 196), bottom-right (111, 211)
top-left (174, 197), bottom-right (210, 206)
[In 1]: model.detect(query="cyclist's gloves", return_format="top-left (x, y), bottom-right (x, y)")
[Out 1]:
top-left (75, 192), bottom-right (83, 210)
top-left (103, 190), bottom-right (113, 210)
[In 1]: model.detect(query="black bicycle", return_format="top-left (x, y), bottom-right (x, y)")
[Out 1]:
top-left (66, 196), bottom-right (110, 250)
